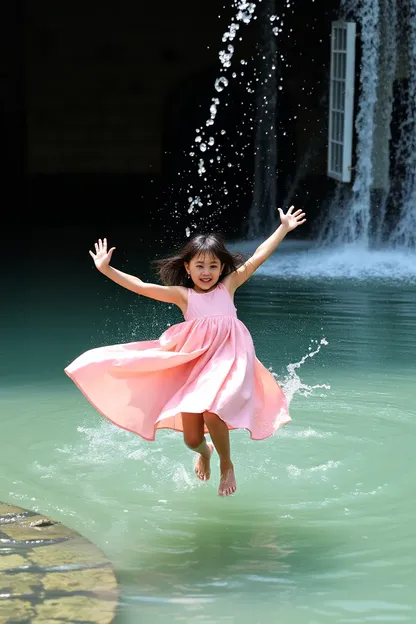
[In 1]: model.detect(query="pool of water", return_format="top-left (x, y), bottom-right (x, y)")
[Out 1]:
top-left (2, 241), bottom-right (416, 623)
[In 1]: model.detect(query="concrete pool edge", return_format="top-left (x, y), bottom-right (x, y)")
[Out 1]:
top-left (0, 501), bottom-right (119, 623)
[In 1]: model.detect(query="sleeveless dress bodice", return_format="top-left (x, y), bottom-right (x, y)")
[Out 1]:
top-left (184, 283), bottom-right (237, 320)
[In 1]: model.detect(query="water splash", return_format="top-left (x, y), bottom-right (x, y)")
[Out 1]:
top-left (185, 0), bottom-right (258, 236)
top-left (287, 460), bottom-right (341, 480)
top-left (279, 337), bottom-right (330, 407)
top-left (268, 336), bottom-right (329, 433)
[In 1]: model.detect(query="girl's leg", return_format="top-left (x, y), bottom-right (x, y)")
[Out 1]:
top-left (203, 411), bottom-right (236, 496)
top-left (181, 412), bottom-right (214, 481)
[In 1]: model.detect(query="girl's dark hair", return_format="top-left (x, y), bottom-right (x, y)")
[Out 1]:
top-left (153, 233), bottom-right (246, 286)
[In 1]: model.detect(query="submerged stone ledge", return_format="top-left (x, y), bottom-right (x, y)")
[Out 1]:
top-left (0, 501), bottom-right (118, 623)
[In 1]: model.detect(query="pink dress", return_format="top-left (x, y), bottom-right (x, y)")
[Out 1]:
top-left (64, 282), bottom-right (291, 440)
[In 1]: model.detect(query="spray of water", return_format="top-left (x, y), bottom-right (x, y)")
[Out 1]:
top-left (279, 337), bottom-right (330, 409)
top-left (184, 0), bottom-right (258, 236)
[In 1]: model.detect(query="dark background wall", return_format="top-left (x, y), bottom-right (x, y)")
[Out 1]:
top-left (3, 0), bottom-right (341, 251)
top-left (25, 0), bottom-right (229, 175)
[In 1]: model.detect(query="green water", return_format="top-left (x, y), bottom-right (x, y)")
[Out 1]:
top-left (2, 248), bottom-right (416, 623)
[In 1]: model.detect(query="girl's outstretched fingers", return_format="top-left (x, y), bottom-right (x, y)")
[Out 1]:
top-left (88, 239), bottom-right (116, 270)
top-left (278, 206), bottom-right (306, 231)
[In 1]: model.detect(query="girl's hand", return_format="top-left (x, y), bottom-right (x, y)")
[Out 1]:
top-left (89, 238), bottom-right (116, 272)
top-left (278, 206), bottom-right (306, 231)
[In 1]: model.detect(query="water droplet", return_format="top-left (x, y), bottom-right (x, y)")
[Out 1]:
top-left (215, 76), bottom-right (229, 92)
top-left (219, 44), bottom-right (235, 69)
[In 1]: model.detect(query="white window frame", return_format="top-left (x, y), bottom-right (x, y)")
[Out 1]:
top-left (327, 21), bottom-right (356, 183)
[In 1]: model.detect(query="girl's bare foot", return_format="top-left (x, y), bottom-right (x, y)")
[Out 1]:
top-left (194, 444), bottom-right (214, 481)
top-left (218, 461), bottom-right (236, 496)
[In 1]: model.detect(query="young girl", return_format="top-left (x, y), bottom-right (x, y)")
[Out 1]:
top-left (65, 206), bottom-right (306, 496)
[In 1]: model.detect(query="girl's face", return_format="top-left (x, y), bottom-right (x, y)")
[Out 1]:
top-left (184, 253), bottom-right (224, 291)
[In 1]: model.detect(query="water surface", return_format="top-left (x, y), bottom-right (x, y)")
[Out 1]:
top-left (2, 242), bottom-right (416, 623)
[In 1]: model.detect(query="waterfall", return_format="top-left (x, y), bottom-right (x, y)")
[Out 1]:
top-left (247, 0), bottom-right (279, 238)
top-left (389, 0), bottom-right (416, 248)
top-left (373, 0), bottom-right (397, 243)
top-left (349, 0), bottom-right (380, 245)
top-left (321, 0), bottom-right (381, 246)
top-left (319, 0), bottom-right (415, 250)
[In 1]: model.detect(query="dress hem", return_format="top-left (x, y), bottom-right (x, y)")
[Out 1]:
top-left (64, 369), bottom-right (291, 442)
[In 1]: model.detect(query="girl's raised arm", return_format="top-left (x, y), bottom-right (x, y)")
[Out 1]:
top-left (89, 239), bottom-right (185, 306)
top-left (227, 206), bottom-right (306, 291)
